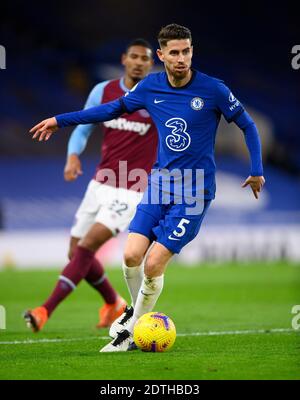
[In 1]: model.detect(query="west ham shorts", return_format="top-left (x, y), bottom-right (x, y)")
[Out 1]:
top-left (71, 179), bottom-right (143, 238)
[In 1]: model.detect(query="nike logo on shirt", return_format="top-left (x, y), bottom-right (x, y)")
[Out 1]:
top-left (154, 99), bottom-right (165, 104)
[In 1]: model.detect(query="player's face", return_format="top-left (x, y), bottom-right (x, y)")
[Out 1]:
top-left (157, 39), bottom-right (193, 80)
top-left (122, 46), bottom-right (153, 82)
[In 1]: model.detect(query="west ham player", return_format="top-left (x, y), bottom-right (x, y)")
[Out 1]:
top-left (24, 39), bottom-right (157, 332)
top-left (29, 24), bottom-right (265, 351)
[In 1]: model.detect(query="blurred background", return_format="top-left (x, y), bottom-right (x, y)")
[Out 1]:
top-left (1, 0), bottom-right (300, 268)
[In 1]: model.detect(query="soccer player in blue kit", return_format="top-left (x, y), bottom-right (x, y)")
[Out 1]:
top-left (30, 24), bottom-right (265, 352)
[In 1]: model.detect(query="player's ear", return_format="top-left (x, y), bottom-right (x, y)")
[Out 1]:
top-left (121, 53), bottom-right (127, 66)
top-left (156, 48), bottom-right (163, 62)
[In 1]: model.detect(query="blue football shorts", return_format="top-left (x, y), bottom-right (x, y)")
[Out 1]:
top-left (128, 200), bottom-right (211, 254)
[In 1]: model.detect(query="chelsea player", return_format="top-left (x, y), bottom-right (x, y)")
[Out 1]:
top-left (24, 39), bottom-right (157, 333)
top-left (30, 24), bottom-right (265, 352)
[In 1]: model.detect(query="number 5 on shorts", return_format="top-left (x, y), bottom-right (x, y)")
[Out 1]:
top-left (172, 218), bottom-right (190, 238)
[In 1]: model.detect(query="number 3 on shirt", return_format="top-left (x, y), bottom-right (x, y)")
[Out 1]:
top-left (172, 218), bottom-right (190, 238)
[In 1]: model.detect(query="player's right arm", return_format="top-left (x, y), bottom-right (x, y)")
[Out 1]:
top-left (29, 79), bottom-right (148, 142)
top-left (29, 99), bottom-right (125, 141)
top-left (64, 82), bottom-right (108, 181)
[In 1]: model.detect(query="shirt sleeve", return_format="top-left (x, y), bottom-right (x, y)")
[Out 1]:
top-left (67, 82), bottom-right (109, 156)
top-left (121, 77), bottom-right (148, 113)
top-left (215, 81), bottom-right (245, 123)
top-left (84, 81), bottom-right (109, 108)
top-left (55, 98), bottom-right (125, 128)
top-left (234, 111), bottom-right (264, 176)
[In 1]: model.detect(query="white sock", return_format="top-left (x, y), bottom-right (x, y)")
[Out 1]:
top-left (126, 274), bottom-right (164, 334)
top-left (122, 261), bottom-right (144, 307)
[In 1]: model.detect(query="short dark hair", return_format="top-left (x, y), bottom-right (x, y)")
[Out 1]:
top-left (125, 38), bottom-right (153, 55)
top-left (158, 23), bottom-right (192, 48)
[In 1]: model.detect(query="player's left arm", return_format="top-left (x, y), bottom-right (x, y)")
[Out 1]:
top-left (233, 111), bottom-right (265, 199)
top-left (215, 81), bottom-right (265, 199)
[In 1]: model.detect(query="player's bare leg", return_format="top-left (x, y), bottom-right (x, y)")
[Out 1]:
top-left (78, 222), bottom-right (112, 251)
top-left (68, 236), bottom-right (80, 260)
top-left (101, 241), bottom-right (173, 352)
top-left (78, 224), bottom-right (127, 327)
top-left (24, 223), bottom-right (126, 332)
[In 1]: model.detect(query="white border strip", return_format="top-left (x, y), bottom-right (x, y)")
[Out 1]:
top-left (176, 328), bottom-right (295, 337)
top-left (0, 337), bottom-right (104, 345)
top-left (0, 328), bottom-right (296, 345)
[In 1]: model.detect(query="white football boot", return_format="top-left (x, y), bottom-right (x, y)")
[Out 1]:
top-left (109, 305), bottom-right (134, 338)
top-left (100, 329), bottom-right (133, 352)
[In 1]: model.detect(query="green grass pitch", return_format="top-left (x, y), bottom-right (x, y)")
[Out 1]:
top-left (0, 262), bottom-right (299, 380)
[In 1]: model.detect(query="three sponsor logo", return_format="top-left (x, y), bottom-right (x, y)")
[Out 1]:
top-left (165, 117), bottom-right (191, 152)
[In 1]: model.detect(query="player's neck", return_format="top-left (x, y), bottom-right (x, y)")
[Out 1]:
top-left (167, 69), bottom-right (192, 88)
top-left (123, 76), bottom-right (139, 90)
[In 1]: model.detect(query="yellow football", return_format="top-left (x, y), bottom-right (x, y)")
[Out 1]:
top-left (133, 312), bottom-right (176, 352)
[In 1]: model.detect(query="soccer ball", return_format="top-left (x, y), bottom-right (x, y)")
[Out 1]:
top-left (133, 312), bottom-right (176, 352)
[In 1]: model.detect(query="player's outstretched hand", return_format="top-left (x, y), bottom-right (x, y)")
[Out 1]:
top-left (64, 154), bottom-right (83, 182)
top-left (242, 175), bottom-right (265, 199)
top-left (29, 117), bottom-right (58, 141)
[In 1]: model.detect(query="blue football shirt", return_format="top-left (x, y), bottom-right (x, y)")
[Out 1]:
top-left (120, 69), bottom-right (245, 199)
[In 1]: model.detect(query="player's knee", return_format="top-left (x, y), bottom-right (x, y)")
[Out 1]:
top-left (78, 224), bottom-right (112, 252)
top-left (68, 242), bottom-right (77, 260)
top-left (68, 247), bottom-right (74, 260)
top-left (144, 256), bottom-right (164, 278)
top-left (124, 250), bottom-right (144, 267)
top-left (78, 236), bottom-right (99, 252)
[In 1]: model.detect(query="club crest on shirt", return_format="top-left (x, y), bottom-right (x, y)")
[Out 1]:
top-left (190, 97), bottom-right (204, 110)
